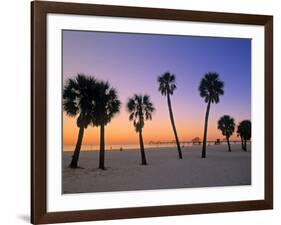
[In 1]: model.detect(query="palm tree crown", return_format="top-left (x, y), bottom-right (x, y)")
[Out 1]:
top-left (199, 72), bottom-right (224, 104)
top-left (158, 72), bottom-right (177, 96)
top-left (127, 94), bottom-right (155, 132)
top-left (63, 74), bottom-right (96, 128)
top-left (218, 115), bottom-right (235, 139)
top-left (92, 81), bottom-right (121, 126)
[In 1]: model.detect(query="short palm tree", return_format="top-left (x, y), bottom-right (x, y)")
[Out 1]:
top-left (92, 81), bottom-right (121, 169)
top-left (63, 74), bottom-right (96, 168)
top-left (157, 72), bottom-right (182, 159)
top-left (127, 94), bottom-right (155, 165)
top-left (217, 115), bottom-right (235, 152)
top-left (237, 120), bottom-right (251, 151)
top-left (199, 72), bottom-right (224, 158)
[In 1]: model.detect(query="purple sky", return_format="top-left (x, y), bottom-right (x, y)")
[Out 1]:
top-left (62, 30), bottom-right (251, 145)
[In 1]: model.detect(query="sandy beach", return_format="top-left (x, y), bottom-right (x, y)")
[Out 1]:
top-left (62, 144), bottom-right (251, 194)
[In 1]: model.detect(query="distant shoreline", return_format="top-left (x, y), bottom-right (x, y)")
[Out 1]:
top-left (63, 142), bottom-right (249, 152)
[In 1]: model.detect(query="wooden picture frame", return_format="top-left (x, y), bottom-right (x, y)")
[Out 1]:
top-left (31, 1), bottom-right (273, 224)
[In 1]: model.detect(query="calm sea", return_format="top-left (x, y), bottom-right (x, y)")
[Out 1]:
top-left (63, 142), bottom-right (232, 151)
top-left (63, 143), bottom-right (190, 151)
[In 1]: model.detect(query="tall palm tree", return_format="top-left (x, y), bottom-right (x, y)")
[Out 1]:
top-left (63, 74), bottom-right (96, 168)
top-left (157, 72), bottom-right (182, 159)
top-left (92, 81), bottom-right (121, 169)
top-left (217, 115), bottom-right (235, 152)
top-left (237, 120), bottom-right (251, 151)
top-left (199, 72), bottom-right (224, 158)
top-left (127, 94), bottom-right (155, 165)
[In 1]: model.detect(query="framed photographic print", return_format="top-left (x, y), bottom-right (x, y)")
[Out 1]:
top-left (31, 1), bottom-right (273, 224)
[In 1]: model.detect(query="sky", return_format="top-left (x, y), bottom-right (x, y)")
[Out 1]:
top-left (62, 30), bottom-right (251, 147)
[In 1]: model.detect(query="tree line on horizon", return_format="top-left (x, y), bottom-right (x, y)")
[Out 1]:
top-left (63, 72), bottom-right (251, 169)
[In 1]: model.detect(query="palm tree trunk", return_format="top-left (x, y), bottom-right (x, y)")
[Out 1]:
top-left (139, 129), bottom-right (147, 165)
top-left (202, 100), bottom-right (211, 158)
top-left (240, 137), bottom-right (244, 150)
top-left (244, 140), bottom-right (247, 151)
top-left (167, 94), bottom-right (182, 159)
top-left (227, 137), bottom-right (231, 152)
top-left (69, 126), bottom-right (84, 168)
top-left (99, 124), bottom-right (105, 169)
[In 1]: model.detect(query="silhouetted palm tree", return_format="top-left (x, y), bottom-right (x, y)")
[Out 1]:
top-left (237, 125), bottom-right (244, 150)
top-left (63, 74), bottom-right (96, 168)
top-left (127, 94), bottom-right (155, 165)
top-left (199, 72), bottom-right (224, 158)
top-left (92, 81), bottom-right (121, 169)
top-left (237, 120), bottom-right (251, 151)
top-left (157, 72), bottom-right (182, 159)
top-left (218, 115), bottom-right (235, 152)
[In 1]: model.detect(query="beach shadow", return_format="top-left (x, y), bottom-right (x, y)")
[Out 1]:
top-left (17, 214), bottom-right (30, 223)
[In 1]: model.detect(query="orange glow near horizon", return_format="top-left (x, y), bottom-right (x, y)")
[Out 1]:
top-left (63, 110), bottom-right (241, 148)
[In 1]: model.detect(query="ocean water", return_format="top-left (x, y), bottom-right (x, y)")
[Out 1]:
top-left (63, 142), bottom-right (233, 152)
top-left (63, 143), bottom-right (182, 151)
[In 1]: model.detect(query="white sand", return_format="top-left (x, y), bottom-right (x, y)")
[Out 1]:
top-left (63, 144), bottom-right (251, 193)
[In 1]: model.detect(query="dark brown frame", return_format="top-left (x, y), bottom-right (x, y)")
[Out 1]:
top-left (31, 1), bottom-right (273, 224)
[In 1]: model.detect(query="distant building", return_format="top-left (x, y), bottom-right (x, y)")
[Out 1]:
top-left (192, 137), bottom-right (201, 145)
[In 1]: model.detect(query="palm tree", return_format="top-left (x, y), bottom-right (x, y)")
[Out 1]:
top-left (92, 81), bottom-right (121, 169)
top-left (63, 74), bottom-right (96, 168)
top-left (237, 120), bottom-right (251, 151)
top-left (237, 124), bottom-right (245, 150)
top-left (127, 94), bottom-right (155, 165)
top-left (157, 72), bottom-right (182, 159)
top-left (199, 72), bottom-right (224, 158)
top-left (217, 115), bottom-right (235, 152)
